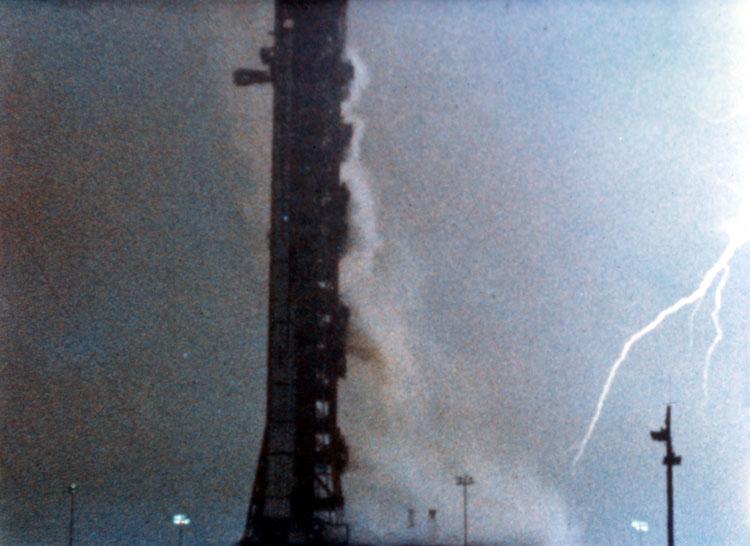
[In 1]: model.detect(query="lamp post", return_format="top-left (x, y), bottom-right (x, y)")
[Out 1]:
top-left (173, 513), bottom-right (191, 546)
top-left (631, 519), bottom-right (649, 546)
top-left (455, 474), bottom-right (474, 546)
top-left (67, 483), bottom-right (78, 546)
top-left (651, 405), bottom-right (681, 546)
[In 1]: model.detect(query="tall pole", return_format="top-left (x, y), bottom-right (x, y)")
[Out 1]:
top-left (667, 455), bottom-right (674, 546)
top-left (178, 526), bottom-right (183, 546)
top-left (463, 482), bottom-right (467, 546)
top-left (67, 483), bottom-right (78, 546)
top-left (650, 405), bottom-right (681, 546)
top-left (455, 474), bottom-right (474, 546)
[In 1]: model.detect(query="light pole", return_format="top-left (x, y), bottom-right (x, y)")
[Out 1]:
top-left (631, 519), bottom-right (649, 546)
top-left (651, 405), bottom-right (680, 546)
top-left (67, 483), bottom-right (78, 546)
top-left (173, 513), bottom-right (191, 546)
top-left (455, 474), bottom-right (474, 546)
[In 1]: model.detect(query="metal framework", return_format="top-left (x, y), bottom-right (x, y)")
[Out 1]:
top-left (236, 1), bottom-right (353, 544)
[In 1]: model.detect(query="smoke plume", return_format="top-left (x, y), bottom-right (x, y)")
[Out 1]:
top-left (338, 48), bottom-right (581, 545)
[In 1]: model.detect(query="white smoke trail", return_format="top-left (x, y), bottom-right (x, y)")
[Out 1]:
top-left (572, 240), bottom-right (741, 468)
top-left (702, 265), bottom-right (730, 405)
top-left (339, 48), bottom-right (419, 401)
top-left (340, 48), bottom-right (380, 277)
top-left (339, 48), bottom-right (582, 544)
top-left (338, 48), bottom-right (442, 542)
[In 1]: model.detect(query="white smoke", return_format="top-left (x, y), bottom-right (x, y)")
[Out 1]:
top-left (339, 47), bottom-right (422, 413)
top-left (338, 48), bottom-right (582, 545)
top-left (340, 49), bottom-right (380, 281)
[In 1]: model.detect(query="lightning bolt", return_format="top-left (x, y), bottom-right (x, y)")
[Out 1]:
top-left (572, 2), bottom-right (750, 469)
top-left (702, 264), bottom-right (730, 405)
top-left (572, 239), bottom-right (743, 469)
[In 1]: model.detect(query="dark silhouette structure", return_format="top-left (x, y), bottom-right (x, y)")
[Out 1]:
top-left (650, 405), bottom-right (681, 546)
top-left (235, 1), bottom-right (354, 544)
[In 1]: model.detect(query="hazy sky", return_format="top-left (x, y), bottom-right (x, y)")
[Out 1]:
top-left (2, 1), bottom-right (750, 545)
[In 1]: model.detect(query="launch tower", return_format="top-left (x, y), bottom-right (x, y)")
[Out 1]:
top-left (235, 1), bottom-right (353, 544)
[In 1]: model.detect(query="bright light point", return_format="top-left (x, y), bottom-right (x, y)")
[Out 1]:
top-left (173, 514), bottom-right (190, 526)
top-left (721, 209), bottom-right (750, 246)
top-left (631, 520), bottom-right (649, 533)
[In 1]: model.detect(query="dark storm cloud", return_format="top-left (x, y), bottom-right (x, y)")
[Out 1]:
top-left (1, 2), bottom-right (272, 544)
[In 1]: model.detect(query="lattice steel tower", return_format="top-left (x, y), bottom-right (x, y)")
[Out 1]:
top-left (235, 1), bottom-right (353, 544)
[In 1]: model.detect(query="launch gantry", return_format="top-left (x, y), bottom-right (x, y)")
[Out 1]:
top-left (235, 1), bottom-right (354, 544)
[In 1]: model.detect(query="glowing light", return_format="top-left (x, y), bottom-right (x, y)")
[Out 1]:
top-left (631, 520), bottom-right (649, 533)
top-left (173, 514), bottom-right (190, 526)
top-left (721, 205), bottom-right (750, 246)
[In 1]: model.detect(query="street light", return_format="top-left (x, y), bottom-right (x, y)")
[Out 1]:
top-left (67, 483), bottom-right (79, 546)
top-left (173, 513), bottom-right (191, 546)
top-left (455, 474), bottom-right (475, 546)
top-left (631, 519), bottom-right (649, 546)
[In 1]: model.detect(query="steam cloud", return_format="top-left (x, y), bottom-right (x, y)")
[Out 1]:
top-left (338, 48), bottom-right (581, 546)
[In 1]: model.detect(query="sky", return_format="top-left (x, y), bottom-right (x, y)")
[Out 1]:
top-left (2, 1), bottom-right (750, 545)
